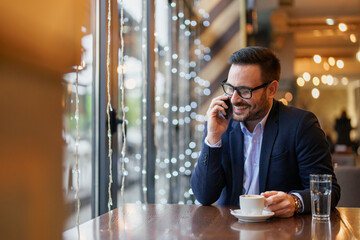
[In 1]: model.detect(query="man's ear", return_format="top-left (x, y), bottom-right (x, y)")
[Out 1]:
top-left (268, 80), bottom-right (279, 98)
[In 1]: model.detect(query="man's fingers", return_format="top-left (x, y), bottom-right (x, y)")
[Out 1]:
top-left (263, 192), bottom-right (295, 218)
top-left (266, 197), bottom-right (291, 211)
top-left (263, 191), bottom-right (292, 208)
top-left (261, 191), bottom-right (278, 197)
top-left (208, 105), bottom-right (226, 118)
top-left (207, 97), bottom-right (232, 119)
top-left (263, 191), bottom-right (283, 204)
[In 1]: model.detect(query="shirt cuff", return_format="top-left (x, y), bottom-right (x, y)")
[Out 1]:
top-left (291, 192), bottom-right (305, 213)
top-left (204, 139), bottom-right (222, 148)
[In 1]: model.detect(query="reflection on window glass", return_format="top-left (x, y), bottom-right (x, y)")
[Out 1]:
top-left (117, 0), bottom-right (208, 205)
top-left (117, 0), bottom-right (144, 203)
top-left (62, 10), bottom-right (95, 229)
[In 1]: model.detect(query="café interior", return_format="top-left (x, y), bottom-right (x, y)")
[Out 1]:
top-left (1, 0), bottom-right (360, 239)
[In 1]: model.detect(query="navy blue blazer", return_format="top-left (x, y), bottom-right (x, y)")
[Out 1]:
top-left (191, 100), bottom-right (340, 213)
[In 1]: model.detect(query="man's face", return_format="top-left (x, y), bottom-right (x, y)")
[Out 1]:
top-left (226, 64), bottom-right (274, 126)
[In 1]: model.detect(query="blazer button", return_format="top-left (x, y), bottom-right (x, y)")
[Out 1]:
top-left (202, 153), bottom-right (208, 166)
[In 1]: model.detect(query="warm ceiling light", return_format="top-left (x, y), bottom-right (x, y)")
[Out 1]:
top-left (326, 18), bottom-right (335, 25)
top-left (312, 88), bottom-right (320, 99)
top-left (336, 60), bottom-right (344, 69)
top-left (328, 57), bottom-right (336, 66)
top-left (356, 50), bottom-right (360, 62)
top-left (327, 75), bottom-right (334, 85)
top-left (303, 72), bottom-right (311, 81)
top-left (313, 77), bottom-right (320, 86)
top-left (321, 75), bottom-right (328, 84)
top-left (350, 34), bottom-right (357, 43)
top-left (341, 77), bottom-right (349, 85)
top-left (313, 54), bottom-right (322, 63)
top-left (297, 77), bottom-right (305, 87)
top-left (338, 23), bottom-right (348, 32)
top-left (323, 62), bottom-right (330, 71)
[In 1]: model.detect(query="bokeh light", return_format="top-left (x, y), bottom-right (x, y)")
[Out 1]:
top-left (328, 57), bottom-right (336, 66)
top-left (312, 88), bottom-right (320, 99)
top-left (312, 77), bottom-right (320, 86)
top-left (338, 23), bottom-right (348, 32)
top-left (297, 77), bottom-right (305, 87)
top-left (336, 60), bottom-right (344, 69)
top-left (303, 72), bottom-right (311, 81)
top-left (313, 54), bottom-right (322, 63)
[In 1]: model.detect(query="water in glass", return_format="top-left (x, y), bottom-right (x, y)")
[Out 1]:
top-left (310, 177), bottom-right (332, 220)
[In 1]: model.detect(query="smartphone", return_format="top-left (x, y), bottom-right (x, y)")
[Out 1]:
top-left (223, 98), bottom-right (232, 119)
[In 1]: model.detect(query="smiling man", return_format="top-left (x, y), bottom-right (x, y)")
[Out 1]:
top-left (190, 46), bottom-right (340, 218)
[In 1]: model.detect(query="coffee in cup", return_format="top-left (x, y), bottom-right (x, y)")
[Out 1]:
top-left (239, 195), bottom-right (265, 216)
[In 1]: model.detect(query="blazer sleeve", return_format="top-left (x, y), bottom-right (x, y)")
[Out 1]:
top-left (190, 124), bottom-right (226, 205)
top-left (293, 112), bottom-right (341, 213)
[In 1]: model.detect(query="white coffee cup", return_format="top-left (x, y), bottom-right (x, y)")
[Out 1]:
top-left (240, 195), bottom-right (265, 216)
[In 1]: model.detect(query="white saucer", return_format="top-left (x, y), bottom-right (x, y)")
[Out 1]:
top-left (230, 209), bottom-right (274, 223)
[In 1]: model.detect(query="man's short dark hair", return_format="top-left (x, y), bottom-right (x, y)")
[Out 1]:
top-left (228, 46), bottom-right (281, 83)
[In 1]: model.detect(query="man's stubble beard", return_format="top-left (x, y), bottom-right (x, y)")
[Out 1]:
top-left (231, 91), bottom-right (270, 123)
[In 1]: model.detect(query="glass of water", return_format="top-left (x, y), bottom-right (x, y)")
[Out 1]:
top-left (310, 174), bottom-right (332, 220)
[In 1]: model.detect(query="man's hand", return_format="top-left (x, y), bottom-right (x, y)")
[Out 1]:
top-left (261, 191), bottom-right (296, 218)
top-left (205, 95), bottom-right (232, 145)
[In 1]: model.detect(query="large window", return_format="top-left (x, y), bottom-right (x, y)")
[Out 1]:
top-left (62, 0), bottom-right (211, 229)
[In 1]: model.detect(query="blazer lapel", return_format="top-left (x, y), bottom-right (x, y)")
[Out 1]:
top-left (229, 121), bottom-right (244, 202)
top-left (259, 101), bottom-right (279, 193)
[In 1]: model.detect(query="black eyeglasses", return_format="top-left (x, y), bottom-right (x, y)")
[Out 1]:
top-left (221, 79), bottom-right (272, 99)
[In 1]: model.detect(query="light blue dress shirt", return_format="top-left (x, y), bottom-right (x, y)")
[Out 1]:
top-left (240, 119), bottom-right (265, 195)
top-left (205, 108), bottom-right (270, 195)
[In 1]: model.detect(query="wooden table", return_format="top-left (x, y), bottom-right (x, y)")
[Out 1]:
top-left (63, 204), bottom-right (359, 239)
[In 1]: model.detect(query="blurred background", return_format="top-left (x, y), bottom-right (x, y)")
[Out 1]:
top-left (1, 0), bottom-right (359, 238)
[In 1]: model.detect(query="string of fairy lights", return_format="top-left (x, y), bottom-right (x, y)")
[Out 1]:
top-left (116, 0), bottom-right (212, 205)
top-left (106, 0), bottom-right (114, 212)
top-left (118, 0), bottom-right (127, 205)
top-left (150, 1), bottom-right (211, 204)
top-left (140, 0), bottom-right (149, 203)
top-left (74, 64), bottom-right (81, 237)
